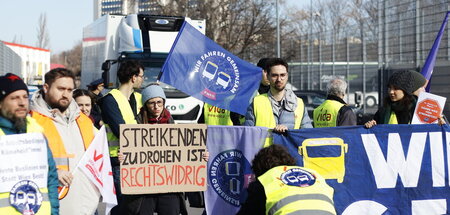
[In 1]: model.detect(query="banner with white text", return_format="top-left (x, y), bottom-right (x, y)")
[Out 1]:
top-left (273, 124), bottom-right (450, 214)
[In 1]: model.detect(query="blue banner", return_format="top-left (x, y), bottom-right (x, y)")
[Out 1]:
top-left (205, 126), bottom-right (267, 215)
top-left (274, 124), bottom-right (450, 214)
top-left (421, 12), bottom-right (450, 91)
top-left (159, 22), bottom-right (262, 115)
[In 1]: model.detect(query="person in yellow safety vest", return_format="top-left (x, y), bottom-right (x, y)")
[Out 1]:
top-left (100, 60), bottom-right (144, 214)
top-left (237, 144), bottom-right (336, 215)
top-left (201, 103), bottom-right (234, 125)
top-left (30, 68), bottom-right (99, 215)
top-left (200, 103), bottom-right (246, 126)
top-left (0, 73), bottom-right (59, 215)
top-left (244, 58), bottom-right (312, 147)
top-left (365, 70), bottom-right (430, 128)
top-left (313, 77), bottom-right (356, 127)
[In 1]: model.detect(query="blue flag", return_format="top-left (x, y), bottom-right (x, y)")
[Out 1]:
top-left (159, 22), bottom-right (261, 115)
top-left (205, 126), bottom-right (268, 215)
top-left (274, 124), bottom-right (450, 214)
top-left (421, 11), bottom-right (450, 91)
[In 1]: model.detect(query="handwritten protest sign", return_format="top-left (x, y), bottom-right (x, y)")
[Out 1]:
top-left (119, 124), bottom-right (207, 194)
top-left (0, 133), bottom-right (48, 192)
top-left (412, 92), bottom-right (446, 124)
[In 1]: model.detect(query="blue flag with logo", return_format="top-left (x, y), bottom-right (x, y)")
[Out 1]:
top-left (205, 126), bottom-right (268, 215)
top-left (421, 11), bottom-right (450, 91)
top-left (159, 22), bottom-right (261, 115)
top-left (274, 124), bottom-right (450, 214)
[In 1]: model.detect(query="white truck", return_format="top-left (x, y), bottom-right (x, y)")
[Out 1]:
top-left (81, 14), bottom-right (205, 123)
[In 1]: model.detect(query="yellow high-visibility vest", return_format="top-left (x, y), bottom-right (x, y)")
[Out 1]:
top-left (105, 89), bottom-right (141, 157)
top-left (388, 111), bottom-right (399, 124)
top-left (0, 117), bottom-right (51, 215)
top-left (313, 100), bottom-right (345, 128)
top-left (203, 103), bottom-right (233, 126)
top-left (253, 94), bottom-right (304, 147)
top-left (258, 166), bottom-right (336, 215)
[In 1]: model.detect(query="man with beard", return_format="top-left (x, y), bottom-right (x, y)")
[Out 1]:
top-left (0, 73), bottom-right (59, 214)
top-left (30, 68), bottom-right (100, 215)
top-left (244, 58), bottom-right (312, 147)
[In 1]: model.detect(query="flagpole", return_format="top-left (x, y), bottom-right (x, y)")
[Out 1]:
top-left (420, 11), bottom-right (450, 91)
top-left (57, 126), bottom-right (105, 198)
top-left (276, 0), bottom-right (280, 58)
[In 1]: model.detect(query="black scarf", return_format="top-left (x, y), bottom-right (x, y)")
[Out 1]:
top-left (383, 96), bottom-right (417, 124)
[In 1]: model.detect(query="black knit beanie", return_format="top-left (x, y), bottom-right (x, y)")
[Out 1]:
top-left (0, 73), bottom-right (28, 101)
top-left (409, 71), bottom-right (427, 93)
top-left (388, 70), bottom-right (426, 94)
top-left (257, 58), bottom-right (270, 70)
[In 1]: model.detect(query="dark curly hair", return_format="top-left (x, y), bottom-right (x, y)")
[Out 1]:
top-left (251, 144), bottom-right (296, 177)
top-left (117, 60), bottom-right (144, 84)
top-left (265, 58), bottom-right (289, 75)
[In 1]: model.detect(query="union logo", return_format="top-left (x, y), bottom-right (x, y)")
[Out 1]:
top-left (9, 180), bottom-right (43, 214)
top-left (209, 149), bottom-right (252, 206)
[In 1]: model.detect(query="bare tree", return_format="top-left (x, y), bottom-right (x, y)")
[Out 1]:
top-left (51, 41), bottom-right (82, 75)
top-left (326, 0), bottom-right (350, 42)
top-left (144, 0), bottom-right (277, 62)
top-left (36, 13), bottom-right (50, 49)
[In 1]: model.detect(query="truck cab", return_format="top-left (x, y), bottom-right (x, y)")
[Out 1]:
top-left (82, 14), bottom-right (205, 123)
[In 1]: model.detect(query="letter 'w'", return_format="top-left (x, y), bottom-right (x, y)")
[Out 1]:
top-left (361, 133), bottom-right (427, 188)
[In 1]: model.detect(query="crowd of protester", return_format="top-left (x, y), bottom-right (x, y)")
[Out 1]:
top-left (0, 57), bottom-right (447, 215)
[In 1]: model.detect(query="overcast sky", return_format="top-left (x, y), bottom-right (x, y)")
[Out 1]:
top-left (0, 0), bottom-right (304, 54)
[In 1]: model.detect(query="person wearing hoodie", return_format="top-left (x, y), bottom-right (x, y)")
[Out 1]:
top-left (30, 68), bottom-right (100, 215)
top-left (119, 84), bottom-right (187, 215)
top-left (244, 58), bottom-right (313, 147)
top-left (365, 70), bottom-right (427, 127)
top-left (0, 73), bottom-right (59, 215)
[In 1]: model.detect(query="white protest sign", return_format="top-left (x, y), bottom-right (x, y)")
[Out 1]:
top-left (412, 92), bottom-right (446, 124)
top-left (0, 133), bottom-right (48, 192)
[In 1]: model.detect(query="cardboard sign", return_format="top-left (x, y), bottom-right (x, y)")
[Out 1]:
top-left (412, 92), bottom-right (446, 124)
top-left (119, 124), bottom-right (207, 194)
top-left (0, 133), bottom-right (48, 192)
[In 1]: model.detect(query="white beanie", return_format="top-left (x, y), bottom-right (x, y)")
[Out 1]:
top-left (141, 85), bottom-right (166, 104)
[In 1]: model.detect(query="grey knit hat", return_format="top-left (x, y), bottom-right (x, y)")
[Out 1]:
top-left (141, 84), bottom-right (166, 104)
top-left (388, 70), bottom-right (427, 94)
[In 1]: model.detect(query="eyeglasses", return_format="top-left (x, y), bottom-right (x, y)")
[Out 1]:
top-left (137, 74), bottom-right (147, 80)
top-left (270, 73), bottom-right (287, 80)
top-left (147, 100), bottom-right (164, 107)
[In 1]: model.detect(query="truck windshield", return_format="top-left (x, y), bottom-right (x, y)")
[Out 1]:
top-left (122, 52), bottom-right (177, 91)
top-left (142, 65), bottom-right (177, 91)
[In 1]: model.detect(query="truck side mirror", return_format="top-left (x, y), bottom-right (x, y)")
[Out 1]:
top-left (101, 71), bottom-right (109, 88)
top-left (102, 61), bottom-right (111, 72)
top-left (354, 92), bottom-right (362, 105)
top-left (101, 60), bottom-right (117, 89)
